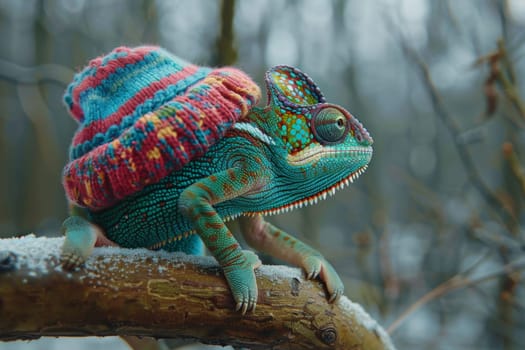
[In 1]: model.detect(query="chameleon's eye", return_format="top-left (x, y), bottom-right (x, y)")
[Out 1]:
top-left (311, 107), bottom-right (349, 144)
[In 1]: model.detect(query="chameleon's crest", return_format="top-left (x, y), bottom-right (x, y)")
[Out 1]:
top-left (264, 66), bottom-right (372, 156)
top-left (265, 66), bottom-right (322, 155)
top-left (266, 65), bottom-right (326, 106)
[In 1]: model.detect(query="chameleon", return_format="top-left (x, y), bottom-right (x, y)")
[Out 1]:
top-left (60, 46), bottom-right (373, 314)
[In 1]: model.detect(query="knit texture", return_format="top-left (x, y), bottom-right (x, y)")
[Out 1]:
top-left (63, 46), bottom-right (261, 210)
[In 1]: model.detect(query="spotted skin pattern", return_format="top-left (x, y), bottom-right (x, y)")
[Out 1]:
top-left (61, 65), bottom-right (373, 314)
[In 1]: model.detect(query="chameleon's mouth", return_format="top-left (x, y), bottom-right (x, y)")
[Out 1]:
top-left (244, 164), bottom-right (369, 217)
top-left (287, 146), bottom-right (372, 166)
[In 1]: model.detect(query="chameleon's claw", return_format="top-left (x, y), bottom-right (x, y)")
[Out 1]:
top-left (60, 252), bottom-right (86, 271)
top-left (235, 301), bottom-right (242, 312)
top-left (241, 299), bottom-right (248, 315)
top-left (303, 255), bottom-right (322, 280)
top-left (235, 292), bottom-right (256, 315)
top-left (309, 270), bottom-right (319, 279)
top-left (328, 288), bottom-right (343, 303)
top-left (248, 292), bottom-right (257, 314)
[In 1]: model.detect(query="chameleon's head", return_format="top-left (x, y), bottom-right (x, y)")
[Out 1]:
top-left (247, 66), bottom-right (373, 214)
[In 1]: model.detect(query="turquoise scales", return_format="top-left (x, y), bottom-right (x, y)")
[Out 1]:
top-left (61, 48), bottom-right (373, 314)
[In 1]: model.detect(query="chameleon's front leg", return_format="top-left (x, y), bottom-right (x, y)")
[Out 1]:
top-left (179, 167), bottom-right (262, 314)
top-left (239, 215), bottom-right (344, 303)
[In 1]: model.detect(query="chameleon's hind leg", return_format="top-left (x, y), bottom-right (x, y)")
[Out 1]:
top-left (61, 216), bottom-right (116, 270)
top-left (239, 214), bottom-right (344, 303)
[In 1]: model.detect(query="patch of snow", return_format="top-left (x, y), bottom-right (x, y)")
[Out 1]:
top-left (338, 296), bottom-right (397, 350)
top-left (257, 264), bottom-right (303, 282)
top-left (1, 234), bottom-right (62, 273)
top-left (90, 246), bottom-right (218, 268)
top-left (1, 236), bottom-right (311, 283)
top-left (0, 235), bottom-right (219, 275)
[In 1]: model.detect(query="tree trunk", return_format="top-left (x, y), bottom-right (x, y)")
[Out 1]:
top-left (0, 235), bottom-right (395, 350)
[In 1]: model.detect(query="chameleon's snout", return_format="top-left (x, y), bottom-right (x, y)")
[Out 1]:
top-left (349, 114), bottom-right (373, 147)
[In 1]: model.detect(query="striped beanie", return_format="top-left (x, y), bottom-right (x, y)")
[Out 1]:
top-left (63, 46), bottom-right (261, 210)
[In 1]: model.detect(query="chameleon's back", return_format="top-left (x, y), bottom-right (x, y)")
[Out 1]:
top-left (87, 140), bottom-right (249, 255)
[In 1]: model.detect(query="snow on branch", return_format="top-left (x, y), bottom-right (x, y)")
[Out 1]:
top-left (0, 235), bottom-right (396, 350)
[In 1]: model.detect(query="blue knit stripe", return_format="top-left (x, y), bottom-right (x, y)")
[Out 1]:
top-left (79, 51), bottom-right (185, 124)
top-left (69, 67), bottom-right (212, 160)
top-left (63, 50), bottom-right (130, 109)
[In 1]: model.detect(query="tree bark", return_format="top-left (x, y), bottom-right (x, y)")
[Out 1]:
top-left (0, 236), bottom-right (395, 350)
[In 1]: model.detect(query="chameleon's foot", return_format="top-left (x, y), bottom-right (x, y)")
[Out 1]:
top-left (60, 216), bottom-right (98, 271)
top-left (302, 255), bottom-right (344, 303)
top-left (222, 250), bottom-right (262, 315)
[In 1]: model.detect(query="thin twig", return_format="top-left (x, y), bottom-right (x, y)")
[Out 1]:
top-left (496, 40), bottom-right (525, 120)
top-left (502, 142), bottom-right (525, 196)
top-left (387, 257), bottom-right (525, 334)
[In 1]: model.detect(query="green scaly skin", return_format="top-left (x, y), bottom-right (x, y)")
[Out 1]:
top-left (61, 75), bottom-right (373, 314)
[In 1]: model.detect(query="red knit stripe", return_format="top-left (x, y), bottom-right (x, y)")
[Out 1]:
top-left (71, 64), bottom-right (200, 148)
top-left (70, 46), bottom-right (158, 122)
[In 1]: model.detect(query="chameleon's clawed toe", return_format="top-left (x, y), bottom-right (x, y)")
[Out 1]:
top-left (60, 253), bottom-right (85, 271)
top-left (308, 270), bottom-right (319, 280)
top-left (241, 300), bottom-right (249, 315)
top-left (235, 294), bottom-right (257, 315)
top-left (248, 293), bottom-right (257, 313)
top-left (303, 255), bottom-right (323, 280)
top-left (328, 288), bottom-right (343, 303)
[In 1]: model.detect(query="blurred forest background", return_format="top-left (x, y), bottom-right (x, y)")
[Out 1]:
top-left (1, 0), bottom-right (525, 349)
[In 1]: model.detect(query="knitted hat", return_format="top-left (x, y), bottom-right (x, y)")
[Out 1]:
top-left (63, 46), bottom-right (261, 210)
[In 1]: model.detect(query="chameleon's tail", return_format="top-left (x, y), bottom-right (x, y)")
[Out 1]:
top-left (152, 234), bottom-right (205, 256)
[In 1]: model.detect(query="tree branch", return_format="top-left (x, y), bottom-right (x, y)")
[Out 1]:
top-left (0, 59), bottom-right (73, 85)
top-left (0, 236), bottom-right (395, 350)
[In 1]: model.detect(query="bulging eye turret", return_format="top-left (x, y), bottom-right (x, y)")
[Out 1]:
top-left (311, 106), bottom-right (349, 144)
